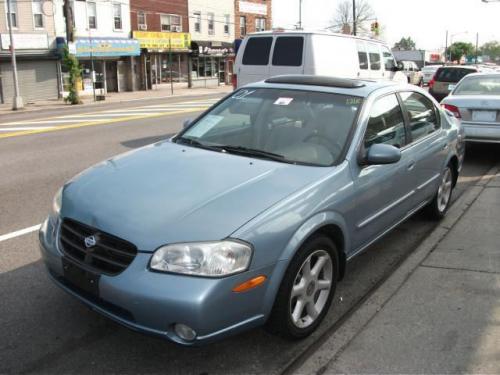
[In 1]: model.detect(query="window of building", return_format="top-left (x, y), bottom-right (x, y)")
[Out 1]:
top-left (161, 14), bottom-right (182, 32)
top-left (357, 42), bottom-right (368, 70)
top-left (224, 14), bottom-right (230, 34)
top-left (400, 92), bottom-right (440, 142)
top-left (240, 16), bottom-right (246, 36)
top-left (137, 11), bottom-right (146, 30)
top-left (113, 3), bottom-right (122, 30)
top-left (255, 17), bottom-right (266, 32)
top-left (32, 0), bottom-right (43, 28)
top-left (365, 94), bottom-right (407, 149)
top-left (193, 11), bottom-right (201, 33)
top-left (242, 37), bottom-right (273, 65)
top-left (208, 13), bottom-right (214, 35)
top-left (5, 0), bottom-right (18, 28)
top-left (272, 37), bottom-right (304, 66)
top-left (87, 2), bottom-right (97, 29)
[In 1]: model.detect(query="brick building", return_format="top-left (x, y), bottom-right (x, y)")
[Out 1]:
top-left (235, 0), bottom-right (272, 39)
top-left (130, 0), bottom-right (191, 89)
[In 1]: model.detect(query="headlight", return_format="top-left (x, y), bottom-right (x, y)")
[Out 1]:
top-left (52, 187), bottom-right (63, 215)
top-left (150, 240), bottom-right (252, 277)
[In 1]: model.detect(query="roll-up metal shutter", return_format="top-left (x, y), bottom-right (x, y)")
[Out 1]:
top-left (0, 60), bottom-right (58, 103)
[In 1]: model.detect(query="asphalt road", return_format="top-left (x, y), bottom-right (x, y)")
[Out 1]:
top-left (0, 95), bottom-right (498, 374)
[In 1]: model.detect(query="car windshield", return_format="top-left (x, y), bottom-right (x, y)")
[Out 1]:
top-left (435, 68), bottom-right (475, 83)
top-left (176, 88), bottom-right (363, 167)
top-left (454, 76), bottom-right (500, 95)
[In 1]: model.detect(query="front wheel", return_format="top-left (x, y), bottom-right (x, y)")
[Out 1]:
top-left (425, 166), bottom-right (454, 220)
top-left (266, 235), bottom-right (338, 340)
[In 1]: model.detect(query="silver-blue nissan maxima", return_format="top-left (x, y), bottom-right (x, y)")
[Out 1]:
top-left (39, 76), bottom-right (464, 345)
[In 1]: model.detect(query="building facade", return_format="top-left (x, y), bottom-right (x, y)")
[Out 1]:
top-left (130, 0), bottom-right (190, 90)
top-left (0, 0), bottom-right (60, 103)
top-left (188, 0), bottom-right (235, 86)
top-left (234, 0), bottom-right (271, 39)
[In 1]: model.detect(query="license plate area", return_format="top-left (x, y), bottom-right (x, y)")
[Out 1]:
top-left (62, 258), bottom-right (100, 297)
top-left (472, 110), bottom-right (497, 122)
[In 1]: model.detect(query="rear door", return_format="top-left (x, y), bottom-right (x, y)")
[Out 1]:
top-left (367, 42), bottom-right (384, 79)
top-left (269, 35), bottom-right (305, 77)
top-left (236, 36), bottom-right (274, 87)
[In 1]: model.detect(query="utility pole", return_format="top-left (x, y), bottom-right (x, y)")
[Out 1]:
top-left (298, 0), bottom-right (302, 29)
top-left (475, 32), bottom-right (479, 64)
top-left (6, 0), bottom-right (23, 110)
top-left (445, 30), bottom-right (448, 64)
top-left (63, 0), bottom-right (74, 43)
top-left (352, 0), bottom-right (357, 36)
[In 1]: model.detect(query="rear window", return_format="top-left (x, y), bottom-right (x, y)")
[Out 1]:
top-left (272, 36), bottom-right (304, 66)
top-left (242, 37), bottom-right (273, 65)
top-left (435, 68), bottom-right (476, 83)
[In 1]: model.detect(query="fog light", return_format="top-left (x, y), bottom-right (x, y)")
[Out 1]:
top-left (174, 323), bottom-right (197, 341)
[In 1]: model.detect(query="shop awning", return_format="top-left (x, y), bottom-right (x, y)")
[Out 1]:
top-left (73, 37), bottom-right (140, 58)
top-left (133, 31), bottom-right (191, 53)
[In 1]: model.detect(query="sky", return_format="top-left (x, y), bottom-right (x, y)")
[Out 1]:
top-left (272, 0), bottom-right (500, 51)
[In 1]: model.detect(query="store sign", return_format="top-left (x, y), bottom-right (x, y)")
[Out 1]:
top-left (238, 1), bottom-right (267, 15)
top-left (199, 46), bottom-right (233, 56)
top-left (0, 33), bottom-right (49, 50)
top-left (133, 31), bottom-right (191, 51)
top-left (74, 38), bottom-right (140, 57)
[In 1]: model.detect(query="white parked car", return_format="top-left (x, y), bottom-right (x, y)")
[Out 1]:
top-left (233, 30), bottom-right (407, 88)
top-left (441, 73), bottom-right (500, 143)
top-left (421, 65), bottom-right (441, 85)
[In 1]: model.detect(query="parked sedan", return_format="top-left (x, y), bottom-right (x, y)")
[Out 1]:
top-left (442, 73), bottom-right (500, 143)
top-left (39, 75), bottom-right (464, 346)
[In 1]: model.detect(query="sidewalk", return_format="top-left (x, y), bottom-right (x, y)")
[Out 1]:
top-left (0, 83), bottom-right (232, 116)
top-left (297, 164), bottom-right (500, 374)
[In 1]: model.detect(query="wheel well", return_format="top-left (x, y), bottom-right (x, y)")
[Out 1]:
top-left (448, 156), bottom-right (459, 187)
top-left (314, 225), bottom-right (346, 281)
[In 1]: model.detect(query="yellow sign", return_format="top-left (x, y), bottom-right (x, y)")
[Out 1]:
top-left (133, 31), bottom-right (191, 51)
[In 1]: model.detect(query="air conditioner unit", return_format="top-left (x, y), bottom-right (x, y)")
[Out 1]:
top-left (172, 25), bottom-right (181, 32)
top-left (138, 24), bottom-right (147, 30)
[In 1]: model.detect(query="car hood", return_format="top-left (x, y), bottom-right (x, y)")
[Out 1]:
top-left (61, 141), bottom-right (330, 251)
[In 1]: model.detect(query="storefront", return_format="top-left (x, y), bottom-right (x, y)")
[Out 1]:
top-left (190, 41), bottom-right (234, 87)
top-left (71, 37), bottom-right (140, 96)
top-left (132, 31), bottom-right (191, 90)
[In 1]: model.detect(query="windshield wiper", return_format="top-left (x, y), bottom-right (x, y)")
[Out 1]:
top-left (214, 145), bottom-right (290, 163)
top-left (176, 137), bottom-right (221, 152)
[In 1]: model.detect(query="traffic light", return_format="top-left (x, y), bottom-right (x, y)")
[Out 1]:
top-left (371, 21), bottom-right (380, 36)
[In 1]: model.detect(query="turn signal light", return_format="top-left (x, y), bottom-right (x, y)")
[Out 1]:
top-left (232, 275), bottom-right (267, 292)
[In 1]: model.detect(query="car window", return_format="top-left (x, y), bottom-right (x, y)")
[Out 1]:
top-left (272, 36), bottom-right (304, 66)
top-left (364, 94), bottom-right (406, 149)
top-left (434, 68), bottom-right (476, 83)
top-left (454, 75), bottom-right (500, 95)
top-left (382, 46), bottom-right (396, 71)
top-left (242, 37), bottom-right (273, 65)
top-left (357, 42), bottom-right (369, 70)
top-left (400, 92), bottom-right (440, 142)
top-left (368, 43), bottom-right (381, 71)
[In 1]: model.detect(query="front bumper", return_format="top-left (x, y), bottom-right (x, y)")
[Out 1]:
top-left (39, 217), bottom-right (281, 345)
top-left (462, 122), bottom-right (500, 143)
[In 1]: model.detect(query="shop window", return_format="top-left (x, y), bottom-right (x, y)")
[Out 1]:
top-left (224, 14), bottom-right (230, 34)
top-left (161, 14), bottom-right (182, 32)
top-left (208, 13), bottom-right (215, 35)
top-left (240, 16), bottom-right (246, 36)
top-left (255, 18), bottom-right (266, 32)
top-left (113, 3), bottom-right (122, 30)
top-left (194, 11), bottom-right (201, 33)
top-left (137, 11), bottom-right (146, 30)
top-left (87, 2), bottom-right (97, 29)
top-left (5, 0), bottom-right (18, 28)
top-left (32, 0), bottom-right (43, 28)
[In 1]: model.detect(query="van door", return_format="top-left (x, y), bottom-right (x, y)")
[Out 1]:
top-left (236, 36), bottom-right (274, 87)
top-left (356, 41), bottom-right (371, 79)
top-left (269, 35), bottom-right (305, 78)
top-left (367, 43), bottom-right (384, 79)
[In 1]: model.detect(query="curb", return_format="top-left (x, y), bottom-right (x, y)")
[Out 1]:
top-left (291, 163), bottom-right (500, 375)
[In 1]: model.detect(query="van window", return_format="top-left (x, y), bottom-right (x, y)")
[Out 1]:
top-left (272, 36), bottom-right (304, 66)
top-left (242, 37), bottom-right (273, 65)
top-left (357, 42), bottom-right (368, 70)
top-left (382, 46), bottom-right (396, 71)
top-left (368, 44), bottom-right (381, 70)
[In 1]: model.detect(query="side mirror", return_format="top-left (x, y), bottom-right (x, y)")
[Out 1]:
top-left (365, 144), bottom-right (401, 165)
top-left (183, 119), bottom-right (192, 129)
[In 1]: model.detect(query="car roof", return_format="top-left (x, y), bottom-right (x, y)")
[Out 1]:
top-left (458, 72), bottom-right (500, 79)
top-left (438, 65), bottom-right (478, 71)
top-left (246, 29), bottom-right (387, 45)
top-left (242, 75), bottom-right (400, 97)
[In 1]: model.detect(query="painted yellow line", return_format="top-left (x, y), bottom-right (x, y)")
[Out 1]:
top-left (0, 107), bottom-right (207, 140)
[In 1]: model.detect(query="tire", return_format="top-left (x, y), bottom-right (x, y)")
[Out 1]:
top-left (425, 165), bottom-right (454, 220)
top-left (265, 235), bottom-right (338, 340)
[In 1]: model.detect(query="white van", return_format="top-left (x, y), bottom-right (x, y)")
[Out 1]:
top-left (233, 30), bottom-right (407, 88)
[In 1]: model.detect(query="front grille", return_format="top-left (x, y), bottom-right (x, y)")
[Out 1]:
top-left (59, 218), bottom-right (137, 275)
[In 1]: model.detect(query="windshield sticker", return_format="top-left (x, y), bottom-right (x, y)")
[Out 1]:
top-left (232, 89), bottom-right (256, 99)
top-left (346, 98), bottom-right (362, 105)
top-left (185, 115), bottom-right (223, 138)
top-left (274, 97), bottom-right (294, 106)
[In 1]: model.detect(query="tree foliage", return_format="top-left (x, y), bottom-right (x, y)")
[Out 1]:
top-left (330, 0), bottom-right (375, 35)
top-left (393, 37), bottom-right (416, 50)
top-left (446, 42), bottom-right (475, 62)
top-left (480, 41), bottom-right (500, 61)
top-left (62, 45), bottom-right (82, 105)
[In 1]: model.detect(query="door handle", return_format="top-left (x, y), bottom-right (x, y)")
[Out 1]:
top-left (407, 161), bottom-right (416, 170)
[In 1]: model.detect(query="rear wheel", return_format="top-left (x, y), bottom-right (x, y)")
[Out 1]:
top-left (266, 235), bottom-right (338, 340)
top-left (425, 165), bottom-right (454, 220)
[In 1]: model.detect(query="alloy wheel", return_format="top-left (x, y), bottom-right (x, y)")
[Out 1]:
top-left (437, 168), bottom-right (453, 213)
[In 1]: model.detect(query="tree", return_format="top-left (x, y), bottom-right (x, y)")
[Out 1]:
top-left (393, 37), bottom-right (416, 51)
top-left (446, 42), bottom-right (475, 62)
top-left (480, 41), bottom-right (500, 62)
top-left (62, 45), bottom-right (82, 105)
top-left (330, 0), bottom-right (375, 35)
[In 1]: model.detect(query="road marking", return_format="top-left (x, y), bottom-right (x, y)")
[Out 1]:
top-left (0, 127), bottom-right (55, 131)
top-left (0, 224), bottom-right (41, 243)
top-left (0, 119), bottom-right (100, 126)
top-left (60, 112), bottom-right (164, 118)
